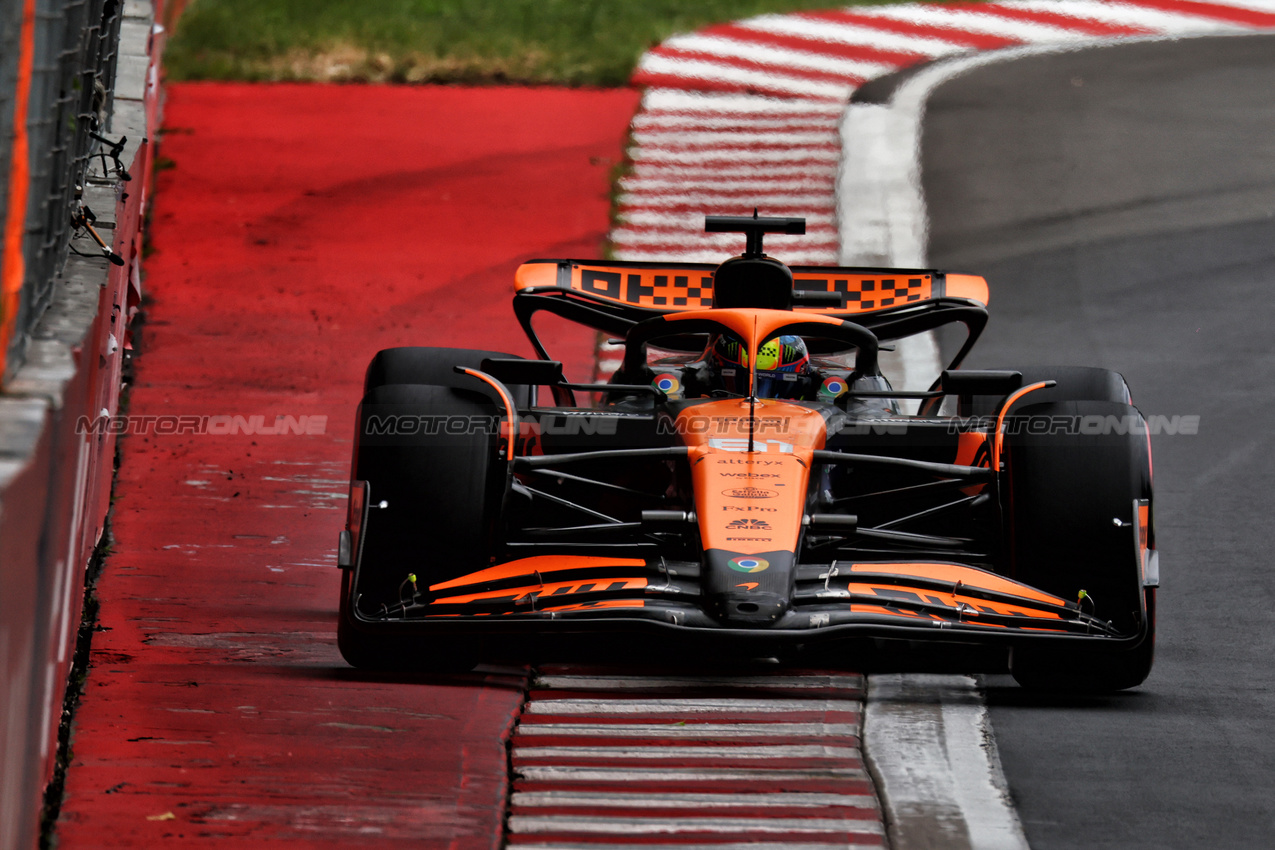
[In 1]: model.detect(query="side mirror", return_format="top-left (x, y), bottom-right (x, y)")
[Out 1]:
top-left (941, 369), bottom-right (1023, 414)
top-left (479, 358), bottom-right (565, 386)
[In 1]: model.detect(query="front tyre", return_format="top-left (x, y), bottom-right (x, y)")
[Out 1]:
top-left (338, 382), bottom-right (503, 672)
top-left (1003, 400), bottom-right (1155, 692)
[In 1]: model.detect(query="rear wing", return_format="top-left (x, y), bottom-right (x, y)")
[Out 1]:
top-left (514, 259), bottom-right (989, 314)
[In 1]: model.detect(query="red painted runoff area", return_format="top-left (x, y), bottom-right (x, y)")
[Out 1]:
top-left (54, 83), bottom-right (640, 847)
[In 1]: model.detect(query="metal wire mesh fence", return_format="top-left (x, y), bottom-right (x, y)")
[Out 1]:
top-left (1, 0), bottom-right (124, 381)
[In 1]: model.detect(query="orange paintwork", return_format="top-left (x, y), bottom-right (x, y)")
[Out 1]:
top-left (852, 603), bottom-right (1070, 632)
top-left (432, 576), bottom-right (648, 606)
top-left (430, 555), bottom-right (646, 591)
top-left (517, 261), bottom-right (716, 309)
top-left (677, 398), bottom-right (826, 556)
top-left (846, 582), bottom-right (1063, 620)
top-left (1137, 500), bottom-right (1154, 584)
top-left (514, 262), bottom-right (559, 291)
top-left (944, 274), bottom-right (990, 305)
top-left (791, 272), bottom-right (934, 313)
top-left (513, 261), bottom-right (971, 315)
top-left (952, 430), bottom-right (991, 496)
top-left (845, 562), bottom-right (1067, 607)
top-left (664, 307), bottom-right (847, 347)
top-left (991, 381), bottom-right (1053, 470)
top-left (457, 366), bottom-right (519, 461)
top-left (0, 0), bottom-right (37, 379)
top-left (953, 431), bottom-right (990, 466)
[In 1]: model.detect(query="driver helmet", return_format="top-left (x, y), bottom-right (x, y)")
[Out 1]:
top-left (710, 334), bottom-right (812, 399)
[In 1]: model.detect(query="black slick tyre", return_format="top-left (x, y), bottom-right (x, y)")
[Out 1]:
top-left (363, 346), bottom-right (529, 405)
top-left (1003, 400), bottom-right (1155, 692)
top-left (338, 382), bottom-right (504, 672)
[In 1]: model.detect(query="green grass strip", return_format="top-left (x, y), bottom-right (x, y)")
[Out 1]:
top-left (165, 0), bottom-right (901, 87)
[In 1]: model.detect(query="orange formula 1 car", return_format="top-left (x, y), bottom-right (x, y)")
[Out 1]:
top-left (336, 215), bottom-right (1158, 691)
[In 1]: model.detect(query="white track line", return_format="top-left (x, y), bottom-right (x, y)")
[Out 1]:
top-left (865, 675), bottom-right (1026, 850)
top-left (516, 766), bottom-right (869, 783)
top-left (509, 671), bottom-right (880, 843)
top-left (525, 697), bottom-right (862, 714)
top-left (636, 56), bottom-right (854, 101)
top-left (508, 816), bottom-right (884, 835)
top-left (640, 89), bottom-right (843, 113)
top-left (1005, 0), bottom-right (1247, 32)
top-left (533, 673), bottom-right (860, 688)
top-left (736, 13), bottom-right (974, 56)
top-left (632, 130), bottom-right (841, 147)
top-left (850, 3), bottom-right (1115, 40)
top-left (511, 791), bottom-right (876, 808)
top-left (516, 745), bottom-right (862, 760)
top-left (508, 845), bottom-right (877, 850)
top-left (516, 723), bottom-right (861, 738)
top-left (656, 33), bottom-right (899, 80)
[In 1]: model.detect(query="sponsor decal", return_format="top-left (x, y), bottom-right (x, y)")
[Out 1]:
top-left (652, 373), bottom-right (682, 400)
top-left (575, 267), bottom-right (713, 308)
top-left (723, 487), bottom-right (778, 499)
top-left (818, 376), bottom-right (848, 401)
top-left (708, 438), bottom-right (795, 453)
top-left (728, 557), bottom-right (770, 574)
top-left (736, 582), bottom-right (760, 591)
top-left (722, 506), bottom-right (777, 512)
top-left (726, 537), bottom-right (772, 541)
top-left (719, 472), bottom-right (780, 479)
top-left (716, 458), bottom-right (783, 465)
top-left (727, 519), bottom-right (772, 530)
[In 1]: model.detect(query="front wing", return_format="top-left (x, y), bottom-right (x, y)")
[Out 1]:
top-left (344, 554), bottom-right (1151, 651)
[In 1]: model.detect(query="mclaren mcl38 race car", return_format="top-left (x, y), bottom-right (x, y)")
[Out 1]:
top-left (336, 215), bottom-right (1158, 691)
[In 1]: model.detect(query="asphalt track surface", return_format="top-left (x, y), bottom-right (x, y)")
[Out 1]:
top-left (922, 33), bottom-right (1275, 849)
top-left (53, 83), bottom-right (639, 847)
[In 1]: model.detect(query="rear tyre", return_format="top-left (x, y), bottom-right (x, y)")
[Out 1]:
top-left (1003, 400), bottom-right (1155, 692)
top-left (338, 383), bottom-right (503, 672)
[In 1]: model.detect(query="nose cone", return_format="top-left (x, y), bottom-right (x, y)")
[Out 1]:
top-left (703, 550), bottom-right (796, 627)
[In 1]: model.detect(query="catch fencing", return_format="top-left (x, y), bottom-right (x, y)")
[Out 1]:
top-left (1, 0), bottom-right (126, 383)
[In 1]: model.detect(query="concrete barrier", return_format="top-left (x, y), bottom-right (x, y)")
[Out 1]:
top-left (0, 3), bottom-right (161, 848)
